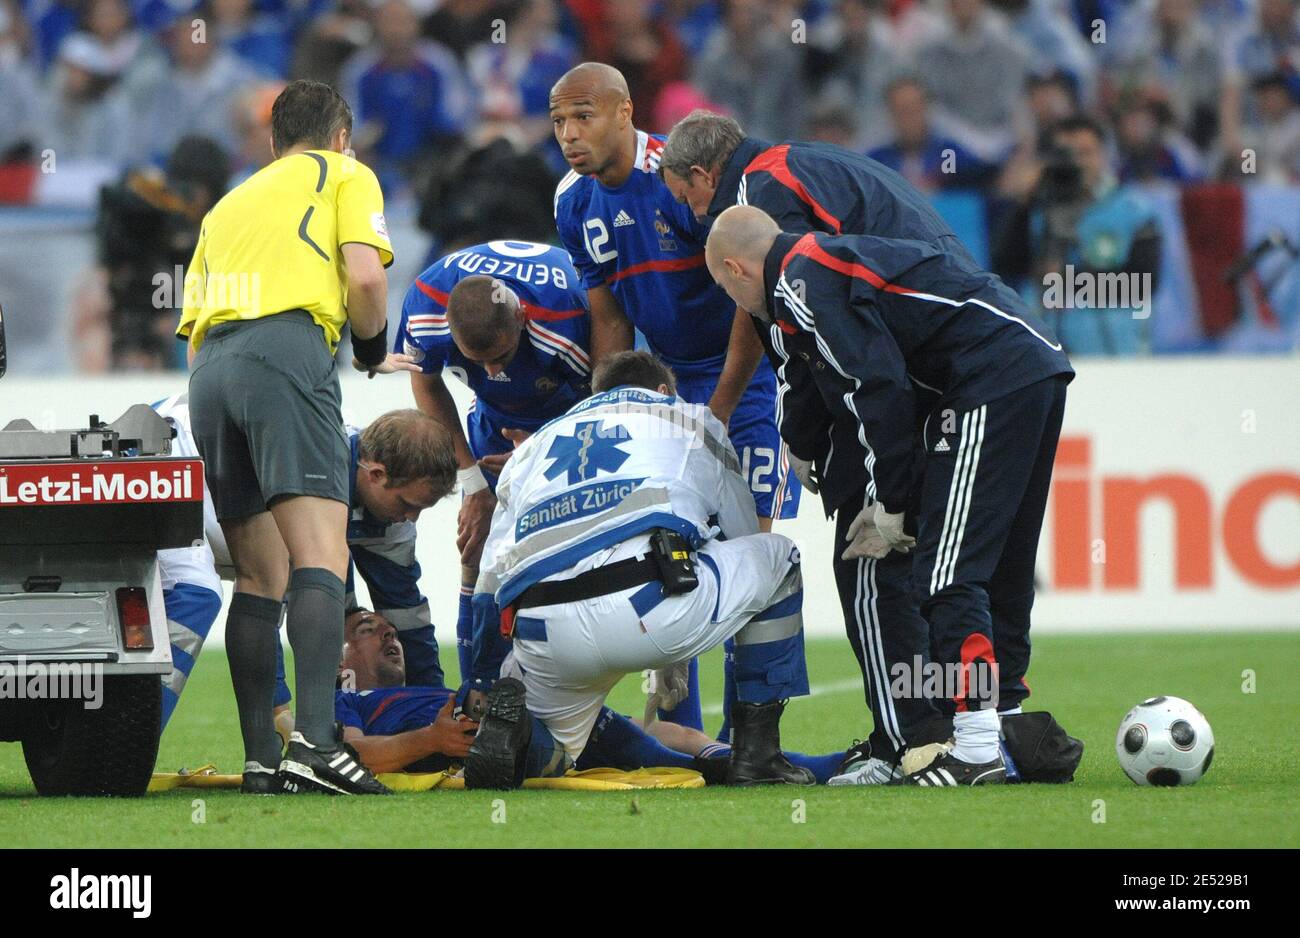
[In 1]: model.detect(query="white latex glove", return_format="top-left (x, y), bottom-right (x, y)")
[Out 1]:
top-left (873, 501), bottom-right (916, 553)
top-left (841, 505), bottom-right (890, 561)
top-left (788, 453), bottom-right (819, 495)
top-left (643, 661), bottom-right (691, 725)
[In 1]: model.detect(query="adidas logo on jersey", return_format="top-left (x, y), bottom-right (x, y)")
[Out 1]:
top-left (612, 210), bottom-right (636, 227)
top-left (933, 438), bottom-right (951, 453)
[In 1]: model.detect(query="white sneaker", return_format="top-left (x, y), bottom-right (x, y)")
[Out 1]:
top-left (828, 757), bottom-right (903, 786)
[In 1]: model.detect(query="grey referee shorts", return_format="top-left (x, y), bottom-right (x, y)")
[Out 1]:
top-left (188, 310), bottom-right (350, 521)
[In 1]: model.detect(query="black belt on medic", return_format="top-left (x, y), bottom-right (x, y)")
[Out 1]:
top-left (500, 528), bottom-right (700, 639)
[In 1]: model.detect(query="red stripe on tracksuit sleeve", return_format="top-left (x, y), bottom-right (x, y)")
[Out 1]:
top-left (780, 233), bottom-right (921, 295)
top-left (743, 145), bottom-right (844, 234)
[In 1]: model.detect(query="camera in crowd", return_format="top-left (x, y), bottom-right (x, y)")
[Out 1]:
top-left (1035, 144), bottom-right (1089, 209)
top-left (1033, 143), bottom-right (1091, 251)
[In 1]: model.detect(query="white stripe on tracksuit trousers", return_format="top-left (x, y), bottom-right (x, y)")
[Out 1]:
top-left (852, 548), bottom-right (906, 752)
top-left (930, 406), bottom-right (986, 596)
top-left (776, 284), bottom-right (907, 752)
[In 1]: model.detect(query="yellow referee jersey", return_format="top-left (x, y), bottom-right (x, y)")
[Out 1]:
top-left (176, 149), bottom-right (394, 352)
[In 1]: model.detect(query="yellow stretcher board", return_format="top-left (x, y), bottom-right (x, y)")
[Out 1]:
top-left (148, 764), bottom-right (704, 793)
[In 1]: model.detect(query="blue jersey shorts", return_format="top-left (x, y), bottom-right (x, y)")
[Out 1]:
top-left (676, 367), bottom-right (800, 521)
top-left (466, 403), bottom-right (546, 495)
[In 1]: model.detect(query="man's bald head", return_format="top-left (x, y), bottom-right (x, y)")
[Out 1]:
top-left (550, 62), bottom-right (635, 182)
top-left (550, 62), bottom-right (630, 106)
top-left (707, 205), bottom-right (781, 265)
top-left (705, 206), bottom-right (783, 317)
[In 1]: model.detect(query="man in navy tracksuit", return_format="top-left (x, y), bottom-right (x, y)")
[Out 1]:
top-left (660, 114), bottom-right (975, 782)
top-left (705, 205), bottom-right (1074, 786)
top-left (659, 111), bottom-right (974, 261)
top-left (755, 284), bottom-right (947, 784)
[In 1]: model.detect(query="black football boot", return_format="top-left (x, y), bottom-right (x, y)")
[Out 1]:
top-left (464, 678), bottom-right (532, 790)
top-left (725, 700), bottom-right (816, 786)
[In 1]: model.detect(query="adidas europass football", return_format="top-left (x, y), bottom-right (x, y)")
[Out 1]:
top-left (1115, 696), bottom-right (1215, 786)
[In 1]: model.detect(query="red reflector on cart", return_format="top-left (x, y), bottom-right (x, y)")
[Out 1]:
top-left (116, 587), bottom-right (153, 650)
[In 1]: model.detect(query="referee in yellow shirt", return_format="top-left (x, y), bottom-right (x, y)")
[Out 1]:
top-left (178, 80), bottom-right (409, 795)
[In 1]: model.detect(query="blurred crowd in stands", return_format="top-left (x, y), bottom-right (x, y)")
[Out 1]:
top-left (0, 0), bottom-right (1297, 368)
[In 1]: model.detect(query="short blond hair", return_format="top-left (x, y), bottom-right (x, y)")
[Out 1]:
top-left (358, 410), bottom-right (457, 493)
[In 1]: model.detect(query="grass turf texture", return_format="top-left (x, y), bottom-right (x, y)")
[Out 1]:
top-left (2, 632), bottom-right (1296, 848)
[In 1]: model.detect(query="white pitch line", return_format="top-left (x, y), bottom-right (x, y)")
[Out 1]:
top-left (700, 677), bottom-right (863, 716)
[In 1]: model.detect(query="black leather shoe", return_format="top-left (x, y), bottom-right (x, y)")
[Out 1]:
top-left (279, 728), bottom-right (391, 795)
top-left (240, 762), bottom-right (294, 795)
top-left (465, 678), bottom-right (532, 790)
top-left (894, 749), bottom-right (1007, 787)
top-left (692, 752), bottom-right (730, 786)
top-left (726, 700), bottom-right (816, 786)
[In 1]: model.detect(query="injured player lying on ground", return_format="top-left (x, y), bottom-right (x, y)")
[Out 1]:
top-left (336, 609), bottom-right (844, 784)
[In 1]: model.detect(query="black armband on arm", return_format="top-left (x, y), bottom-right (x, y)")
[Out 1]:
top-left (351, 323), bottom-right (389, 368)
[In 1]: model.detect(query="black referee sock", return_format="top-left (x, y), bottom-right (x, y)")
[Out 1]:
top-left (285, 567), bottom-right (346, 747)
top-left (226, 592), bottom-right (286, 769)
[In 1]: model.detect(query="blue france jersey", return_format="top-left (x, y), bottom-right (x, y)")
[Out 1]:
top-left (554, 131), bottom-right (740, 376)
top-left (335, 686), bottom-right (454, 736)
top-left (397, 240), bottom-right (592, 431)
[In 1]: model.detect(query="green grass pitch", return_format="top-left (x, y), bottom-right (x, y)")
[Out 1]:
top-left (2, 632), bottom-right (1297, 848)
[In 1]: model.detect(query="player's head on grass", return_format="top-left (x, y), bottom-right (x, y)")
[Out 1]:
top-left (705, 205), bottom-right (782, 317)
top-left (447, 275), bottom-right (527, 377)
top-left (355, 409), bottom-right (457, 524)
top-left (270, 79), bottom-right (354, 159)
top-left (660, 110), bottom-right (745, 219)
top-left (341, 609), bottom-right (405, 690)
top-left (550, 62), bottom-right (635, 185)
top-left (591, 350), bottom-right (677, 396)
